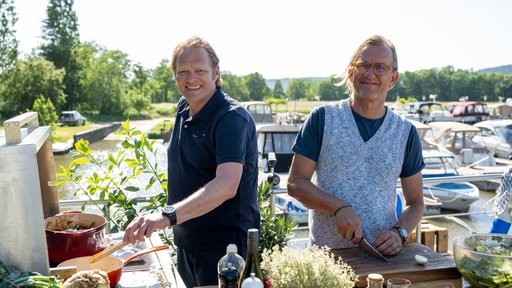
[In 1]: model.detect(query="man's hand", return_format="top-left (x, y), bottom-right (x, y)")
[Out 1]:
top-left (334, 207), bottom-right (362, 244)
top-left (123, 213), bottom-right (169, 244)
top-left (372, 229), bottom-right (403, 256)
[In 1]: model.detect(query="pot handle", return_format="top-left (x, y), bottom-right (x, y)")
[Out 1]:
top-left (122, 245), bottom-right (169, 264)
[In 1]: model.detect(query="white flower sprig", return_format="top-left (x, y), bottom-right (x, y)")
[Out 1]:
top-left (261, 245), bottom-right (358, 288)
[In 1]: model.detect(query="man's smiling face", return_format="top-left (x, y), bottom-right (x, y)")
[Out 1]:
top-left (350, 45), bottom-right (398, 101)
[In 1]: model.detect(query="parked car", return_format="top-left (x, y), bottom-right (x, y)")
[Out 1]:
top-left (59, 111), bottom-right (86, 126)
top-left (473, 119), bottom-right (512, 159)
top-left (445, 101), bottom-right (490, 124)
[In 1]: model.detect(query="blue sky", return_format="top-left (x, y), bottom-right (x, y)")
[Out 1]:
top-left (14, 0), bottom-right (512, 79)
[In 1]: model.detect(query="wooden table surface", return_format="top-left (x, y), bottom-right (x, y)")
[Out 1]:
top-left (332, 242), bottom-right (461, 287)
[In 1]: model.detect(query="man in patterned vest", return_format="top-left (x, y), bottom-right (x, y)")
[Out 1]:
top-left (287, 35), bottom-right (425, 256)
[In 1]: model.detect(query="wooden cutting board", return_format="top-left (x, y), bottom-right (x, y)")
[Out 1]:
top-left (332, 242), bottom-right (461, 287)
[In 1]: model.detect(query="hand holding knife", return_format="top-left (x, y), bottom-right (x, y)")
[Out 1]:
top-left (359, 237), bottom-right (389, 262)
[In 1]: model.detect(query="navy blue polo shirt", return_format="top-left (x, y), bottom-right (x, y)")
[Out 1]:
top-left (167, 87), bottom-right (260, 252)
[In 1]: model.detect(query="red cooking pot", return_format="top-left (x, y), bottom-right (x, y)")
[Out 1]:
top-left (58, 245), bottom-right (169, 287)
top-left (44, 211), bottom-right (106, 265)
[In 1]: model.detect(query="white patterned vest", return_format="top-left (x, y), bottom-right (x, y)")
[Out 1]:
top-left (310, 99), bottom-right (411, 249)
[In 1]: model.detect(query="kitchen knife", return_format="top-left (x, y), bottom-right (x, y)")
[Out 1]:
top-left (358, 237), bottom-right (389, 262)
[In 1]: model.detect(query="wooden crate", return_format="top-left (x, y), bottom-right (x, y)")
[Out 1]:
top-left (407, 220), bottom-right (449, 253)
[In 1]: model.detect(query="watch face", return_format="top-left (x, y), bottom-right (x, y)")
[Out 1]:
top-left (163, 206), bottom-right (175, 214)
top-left (399, 227), bottom-right (408, 238)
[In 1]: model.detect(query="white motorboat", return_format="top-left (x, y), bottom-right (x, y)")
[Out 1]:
top-left (428, 121), bottom-right (508, 190)
top-left (421, 151), bottom-right (480, 212)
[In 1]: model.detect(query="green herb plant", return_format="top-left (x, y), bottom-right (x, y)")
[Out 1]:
top-left (54, 120), bottom-right (172, 245)
top-left (257, 181), bottom-right (298, 261)
top-left (261, 245), bottom-right (358, 288)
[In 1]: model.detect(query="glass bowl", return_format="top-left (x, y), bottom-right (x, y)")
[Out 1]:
top-left (452, 233), bottom-right (512, 287)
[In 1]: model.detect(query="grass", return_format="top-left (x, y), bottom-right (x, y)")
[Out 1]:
top-left (52, 124), bottom-right (95, 143)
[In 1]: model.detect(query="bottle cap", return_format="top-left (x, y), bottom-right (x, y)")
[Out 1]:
top-left (227, 243), bottom-right (238, 253)
top-left (248, 228), bottom-right (259, 240)
top-left (241, 273), bottom-right (263, 288)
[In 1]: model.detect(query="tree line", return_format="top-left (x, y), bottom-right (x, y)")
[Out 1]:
top-left (1, 0), bottom-right (512, 125)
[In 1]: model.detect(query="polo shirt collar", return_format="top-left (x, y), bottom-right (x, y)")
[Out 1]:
top-left (177, 86), bottom-right (225, 122)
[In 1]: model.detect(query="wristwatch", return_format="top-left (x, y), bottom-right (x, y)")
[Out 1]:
top-left (392, 226), bottom-right (408, 243)
top-left (162, 205), bottom-right (177, 226)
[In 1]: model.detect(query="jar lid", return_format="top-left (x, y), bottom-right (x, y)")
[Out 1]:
top-left (227, 244), bottom-right (238, 253)
top-left (367, 273), bottom-right (383, 280)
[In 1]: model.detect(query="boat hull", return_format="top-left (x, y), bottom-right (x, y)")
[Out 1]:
top-left (423, 181), bottom-right (480, 212)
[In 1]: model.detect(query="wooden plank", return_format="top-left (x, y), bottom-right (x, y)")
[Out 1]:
top-left (332, 243), bottom-right (461, 287)
top-left (408, 221), bottom-right (449, 253)
top-left (436, 229), bottom-right (449, 253)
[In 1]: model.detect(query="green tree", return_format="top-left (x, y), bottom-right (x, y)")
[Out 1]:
top-left (146, 59), bottom-right (178, 103)
top-left (272, 79), bottom-right (285, 99)
top-left (80, 48), bottom-right (131, 115)
top-left (0, 0), bottom-right (18, 73)
top-left (125, 89), bottom-right (151, 117)
top-left (244, 72), bottom-right (270, 101)
top-left (71, 42), bottom-right (99, 111)
top-left (32, 95), bottom-right (58, 128)
top-left (0, 57), bottom-right (66, 118)
top-left (317, 76), bottom-right (347, 101)
top-left (286, 78), bottom-right (311, 101)
top-left (222, 72), bottom-right (249, 101)
top-left (40, 0), bottom-right (81, 109)
top-left (131, 63), bottom-right (150, 94)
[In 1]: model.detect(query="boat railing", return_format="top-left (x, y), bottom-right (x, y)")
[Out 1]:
top-left (270, 172), bottom-right (505, 244)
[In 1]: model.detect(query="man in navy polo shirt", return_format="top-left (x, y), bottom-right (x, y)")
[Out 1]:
top-left (123, 36), bottom-right (260, 287)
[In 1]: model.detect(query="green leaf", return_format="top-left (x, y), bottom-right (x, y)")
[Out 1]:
top-left (72, 157), bottom-right (91, 165)
top-left (125, 186), bottom-right (140, 192)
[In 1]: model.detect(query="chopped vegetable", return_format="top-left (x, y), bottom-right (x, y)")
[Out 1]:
top-left (415, 254), bottom-right (428, 265)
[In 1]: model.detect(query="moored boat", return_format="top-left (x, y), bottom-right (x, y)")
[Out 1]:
top-left (428, 121), bottom-right (509, 191)
top-left (418, 151), bottom-right (480, 212)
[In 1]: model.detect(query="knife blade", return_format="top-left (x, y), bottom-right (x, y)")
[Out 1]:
top-left (358, 237), bottom-right (389, 262)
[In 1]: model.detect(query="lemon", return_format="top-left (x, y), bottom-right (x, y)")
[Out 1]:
top-left (415, 254), bottom-right (428, 264)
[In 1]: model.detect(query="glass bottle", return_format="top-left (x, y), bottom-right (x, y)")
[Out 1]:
top-left (366, 273), bottom-right (384, 288)
top-left (240, 228), bottom-right (264, 286)
top-left (219, 263), bottom-right (240, 288)
top-left (218, 244), bottom-right (245, 288)
top-left (241, 273), bottom-right (264, 288)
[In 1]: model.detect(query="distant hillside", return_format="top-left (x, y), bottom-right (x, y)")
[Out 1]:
top-left (477, 64), bottom-right (512, 74)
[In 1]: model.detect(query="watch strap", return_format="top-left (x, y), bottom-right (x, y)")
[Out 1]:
top-left (392, 226), bottom-right (407, 243)
top-left (162, 207), bottom-right (177, 226)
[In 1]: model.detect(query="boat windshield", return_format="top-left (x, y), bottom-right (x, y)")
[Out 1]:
top-left (422, 155), bottom-right (459, 176)
top-left (497, 125), bottom-right (512, 145)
